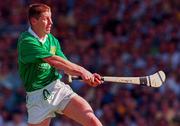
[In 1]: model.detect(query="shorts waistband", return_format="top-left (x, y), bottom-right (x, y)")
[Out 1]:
top-left (26, 79), bottom-right (59, 95)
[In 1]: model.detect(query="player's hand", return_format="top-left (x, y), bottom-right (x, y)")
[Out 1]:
top-left (80, 68), bottom-right (102, 87)
top-left (93, 73), bottom-right (103, 86)
top-left (90, 73), bottom-right (103, 87)
top-left (80, 68), bottom-right (94, 84)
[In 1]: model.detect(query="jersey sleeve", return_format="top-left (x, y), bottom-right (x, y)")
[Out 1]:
top-left (18, 38), bottom-right (53, 63)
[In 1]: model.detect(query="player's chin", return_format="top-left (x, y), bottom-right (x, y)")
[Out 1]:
top-left (46, 29), bottom-right (51, 33)
top-left (45, 29), bottom-right (51, 33)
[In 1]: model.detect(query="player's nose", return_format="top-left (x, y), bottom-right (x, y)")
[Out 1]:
top-left (48, 18), bottom-right (53, 25)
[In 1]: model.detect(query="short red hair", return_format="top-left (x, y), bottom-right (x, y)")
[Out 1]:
top-left (28, 3), bottom-right (50, 20)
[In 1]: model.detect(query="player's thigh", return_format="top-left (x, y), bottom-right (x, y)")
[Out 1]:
top-left (61, 95), bottom-right (101, 126)
top-left (28, 117), bottom-right (51, 126)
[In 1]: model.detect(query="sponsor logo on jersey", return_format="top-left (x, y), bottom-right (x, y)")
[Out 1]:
top-left (38, 63), bottom-right (51, 71)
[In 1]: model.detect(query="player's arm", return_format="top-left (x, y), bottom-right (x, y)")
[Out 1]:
top-left (43, 55), bottom-right (86, 76)
top-left (43, 55), bottom-right (102, 86)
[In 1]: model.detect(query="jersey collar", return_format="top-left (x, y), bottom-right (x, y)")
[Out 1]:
top-left (28, 27), bottom-right (47, 44)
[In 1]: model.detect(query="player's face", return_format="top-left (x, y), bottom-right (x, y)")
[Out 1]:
top-left (35, 10), bottom-right (53, 34)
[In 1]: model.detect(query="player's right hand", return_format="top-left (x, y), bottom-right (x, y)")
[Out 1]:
top-left (80, 68), bottom-right (102, 87)
top-left (93, 73), bottom-right (103, 86)
top-left (80, 68), bottom-right (100, 87)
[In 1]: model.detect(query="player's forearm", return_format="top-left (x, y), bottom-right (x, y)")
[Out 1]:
top-left (43, 55), bottom-right (84, 76)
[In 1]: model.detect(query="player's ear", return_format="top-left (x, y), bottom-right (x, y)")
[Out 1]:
top-left (30, 17), bottom-right (38, 25)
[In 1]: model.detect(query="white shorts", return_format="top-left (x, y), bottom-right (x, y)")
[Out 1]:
top-left (26, 79), bottom-right (77, 124)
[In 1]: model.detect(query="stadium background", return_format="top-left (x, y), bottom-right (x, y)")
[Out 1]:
top-left (0, 0), bottom-right (179, 126)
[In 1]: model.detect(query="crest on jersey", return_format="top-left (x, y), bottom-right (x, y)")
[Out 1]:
top-left (50, 46), bottom-right (56, 54)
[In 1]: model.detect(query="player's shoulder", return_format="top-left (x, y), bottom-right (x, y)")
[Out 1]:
top-left (18, 31), bottom-right (37, 44)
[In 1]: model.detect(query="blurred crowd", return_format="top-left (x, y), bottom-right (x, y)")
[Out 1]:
top-left (0, 0), bottom-right (180, 126)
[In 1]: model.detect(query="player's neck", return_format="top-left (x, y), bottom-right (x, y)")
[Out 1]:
top-left (31, 27), bottom-right (46, 39)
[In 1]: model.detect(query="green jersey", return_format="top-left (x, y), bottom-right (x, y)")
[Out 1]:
top-left (18, 31), bottom-right (67, 92)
